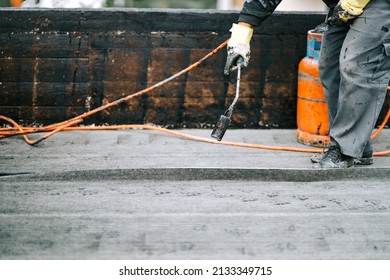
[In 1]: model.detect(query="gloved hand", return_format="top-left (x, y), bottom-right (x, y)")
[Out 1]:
top-left (224, 23), bottom-right (253, 75)
top-left (327, 0), bottom-right (371, 27)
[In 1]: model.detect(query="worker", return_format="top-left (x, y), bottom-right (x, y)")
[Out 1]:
top-left (224, 0), bottom-right (390, 168)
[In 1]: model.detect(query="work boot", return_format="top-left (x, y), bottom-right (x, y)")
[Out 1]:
top-left (314, 144), bottom-right (354, 169)
top-left (353, 141), bottom-right (373, 165)
top-left (311, 141), bottom-right (373, 165)
top-left (310, 142), bottom-right (337, 164)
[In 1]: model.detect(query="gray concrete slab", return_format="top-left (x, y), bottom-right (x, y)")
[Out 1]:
top-left (0, 179), bottom-right (389, 260)
top-left (1, 128), bottom-right (389, 176)
top-left (0, 129), bottom-right (389, 260)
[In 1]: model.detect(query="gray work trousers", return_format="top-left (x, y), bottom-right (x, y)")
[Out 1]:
top-left (319, 0), bottom-right (390, 158)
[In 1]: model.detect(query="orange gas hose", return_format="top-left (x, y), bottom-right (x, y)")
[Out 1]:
top-left (65, 124), bottom-right (323, 153)
top-left (0, 41), bottom-right (389, 156)
top-left (371, 104), bottom-right (390, 140)
top-left (1, 120), bottom-right (390, 155)
top-left (60, 121), bottom-right (390, 156)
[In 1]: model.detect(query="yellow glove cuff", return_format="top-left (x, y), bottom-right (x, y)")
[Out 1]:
top-left (229, 23), bottom-right (253, 45)
top-left (340, 0), bottom-right (371, 16)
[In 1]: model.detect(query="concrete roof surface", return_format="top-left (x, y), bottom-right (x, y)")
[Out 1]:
top-left (0, 129), bottom-right (389, 260)
top-left (1, 128), bottom-right (390, 177)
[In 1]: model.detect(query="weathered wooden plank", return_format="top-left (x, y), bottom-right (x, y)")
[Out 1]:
top-left (149, 33), bottom-right (228, 50)
top-left (143, 84), bottom-right (184, 125)
top-left (142, 48), bottom-right (188, 125)
top-left (90, 32), bottom-right (151, 50)
top-left (0, 58), bottom-right (88, 83)
top-left (88, 49), bottom-right (105, 82)
top-left (225, 82), bottom-right (262, 127)
top-left (100, 81), bottom-right (146, 124)
top-left (0, 106), bottom-right (87, 125)
top-left (147, 48), bottom-right (187, 83)
top-left (186, 48), bottom-right (226, 83)
top-left (1, 82), bottom-right (90, 107)
top-left (260, 92), bottom-right (297, 128)
top-left (183, 82), bottom-right (226, 125)
top-left (0, 10), bottom-right (85, 32)
top-left (104, 48), bottom-right (148, 82)
top-left (0, 33), bottom-right (89, 59)
top-left (0, 9), bottom-right (325, 34)
top-left (1, 82), bottom-right (33, 107)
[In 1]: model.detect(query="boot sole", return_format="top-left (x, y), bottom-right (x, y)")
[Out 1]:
top-left (354, 157), bottom-right (374, 165)
top-left (312, 156), bottom-right (373, 165)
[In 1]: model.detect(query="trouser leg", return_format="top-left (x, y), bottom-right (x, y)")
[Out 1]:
top-left (319, 25), bottom-right (349, 125)
top-left (321, 0), bottom-right (390, 158)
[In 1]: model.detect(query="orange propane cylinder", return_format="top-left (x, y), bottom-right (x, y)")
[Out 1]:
top-left (11, 0), bottom-right (23, 7)
top-left (296, 30), bottom-right (330, 147)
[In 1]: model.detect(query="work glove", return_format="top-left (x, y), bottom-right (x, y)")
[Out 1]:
top-left (327, 0), bottom-right (371, 27)
top-left (224, 23), bottom-right (253, 75)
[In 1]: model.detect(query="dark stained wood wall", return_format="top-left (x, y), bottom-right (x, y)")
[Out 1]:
top-left (0, 8), bottom-right (326, 128)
